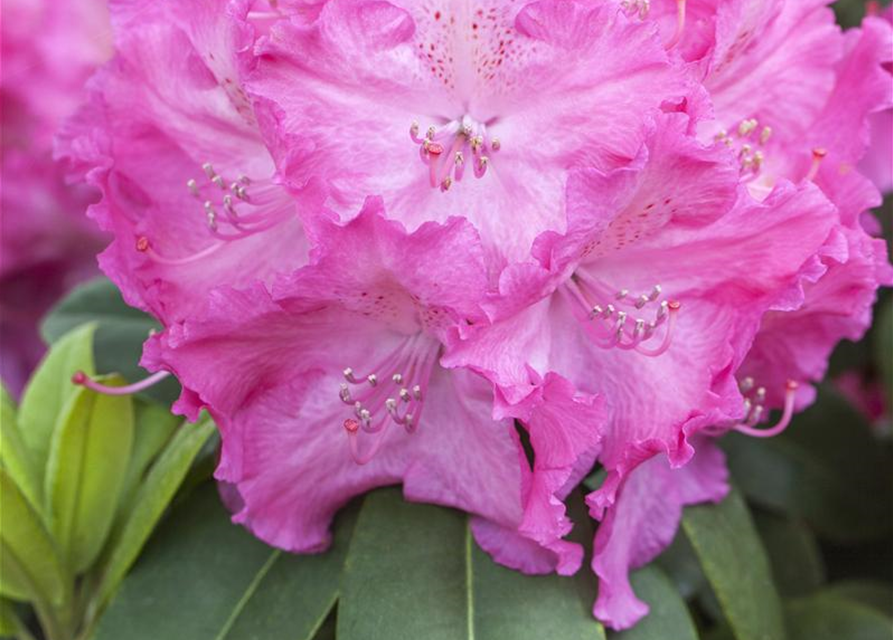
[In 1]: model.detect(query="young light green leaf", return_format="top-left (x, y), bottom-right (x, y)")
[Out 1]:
top-left (339, 488), bottom-right (606, 640)
top-left (0, 469), bottom-right (67, 604)
top-left (785, 592), bottom-right (892, 640)
top-left (19, 323), bottom-right (96, 478)
top-left (41, 277), bottom-right (178, 405)
top-left (94, 480), bottom-right (356, 640)
top-left (94, 415), bottom-right (215, 607)
top-left (682, 487), bottom-right (786, 640)
top-left (0, 599), bottom-right (17, 637)
top-left (44, 376), bottom-right (134, 574)
top-left (608, 566), bottom-right (699, 640)
top-left (117, 401), bottom-right (180, 511)
top-left (0, 386), bottom-right (42, 510)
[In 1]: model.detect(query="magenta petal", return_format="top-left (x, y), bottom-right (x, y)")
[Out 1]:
top-left (589, 439), bottom-right (729, 630)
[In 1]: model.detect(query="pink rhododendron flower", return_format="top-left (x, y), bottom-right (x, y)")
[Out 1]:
top-left (0, 0), bottom-right (112, 394)
top-left (62, 0), bottom-right (893, 632)
top-left (144, 203), bottom-right (605, 569)
top-left (57, 0), bottom-right (308, 326)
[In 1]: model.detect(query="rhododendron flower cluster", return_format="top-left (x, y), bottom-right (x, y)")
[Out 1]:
top-left (0, 0), bottom-right (112, 394)
top-left (59, 0), bottom-right (892, 630)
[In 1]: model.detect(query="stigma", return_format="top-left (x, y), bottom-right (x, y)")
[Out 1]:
top-left (410, 115), bottom-right (499, 192)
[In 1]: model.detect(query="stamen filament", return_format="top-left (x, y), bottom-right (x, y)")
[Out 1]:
top-left (72, 370), bottom-right (172, 395)
top-left (665, 0), bottom-right (687, 50)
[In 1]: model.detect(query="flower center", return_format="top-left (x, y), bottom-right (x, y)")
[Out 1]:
top-left (565, 272), bottom-right (680, 357)
top-left (410, 115), bottom-right (500, 192)
top-left (714, 118), bottom-right (773, 180)
top-left (136, 161), bottom-right (292, 265)
top-left (338, 334), bottom-right (440, 465)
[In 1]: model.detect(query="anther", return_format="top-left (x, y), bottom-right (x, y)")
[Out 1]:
top-left (392, 373), bottom-right (403, 384)
top-left (440, 176), bottom-right (453, 192)
top-left (760, 126), bottom-right (773, 145)
top-left (211, 175), bottom-right (225, 189)
top-left (635, 300), bottom-right (680, 357)
top-left (399, 388), bottom-right (411, 402)
top-left (187, 178), bottom-right (200, 197)
top-left (491, 138), bottom-right (501, 152)
top-left (367, 374), bottom-right (378, 386)
top-left (340, 384), bottom-right (352, 403)
top-left (202, 162), bottom-right (216, 179)
top-left (616, 289), bottom-right (629, 300)
top-left (412, 385), bottom-right (422, 400)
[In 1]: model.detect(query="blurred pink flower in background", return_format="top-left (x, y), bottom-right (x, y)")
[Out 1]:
top-left (0, 0), bottom-right (113, 394)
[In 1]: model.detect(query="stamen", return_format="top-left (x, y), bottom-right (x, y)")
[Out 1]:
top-left (805, 148), bottom-right (828, 182)
top-left (567, 276), bottom-right (679, 357)
top-left (665, 0), bottom-right (687, 50)
top-left (339, 336), bottom-right (439, 463)
top-left (72, 370), bottom-right (172, 396)
top-left (733, 380), bottom-right (799, 438)
top-left (410, 116), bottom-right (499, 191)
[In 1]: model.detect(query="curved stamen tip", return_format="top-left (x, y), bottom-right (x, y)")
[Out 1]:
top-left (72, 370), bottom-right (172, 396)
top-left (733, 379), bottom-right (799, 439)
top-left (635, 300), bottom-right (680, 357)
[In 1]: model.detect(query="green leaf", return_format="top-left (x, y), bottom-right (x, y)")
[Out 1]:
top-left (19, 323), bottom-right (96, 478)
top-left (93, 416), bottom-right (216, 607)
top-left (44, 377), bottom-right (134, 574)
top-left (823, 581), bottom-right (893, 619)
top-left (876, 297), bottom-right (892, 403)
top-left (117, 401), bottom-right (180, 510)
top-left (94, 482), bottom-right (355, 640)
top-left (338, 488), bottom-right (606, 640)
top-left (0, 600), bottom-right (16, 637)
top-left (41, 277), bottom-right (179, 405)
top-left (0, 386), bottom-right (42, 510)
top-left (607, 566), bottom-right (698, 640)
top-left (682, 487), bottom-right (786, 640)
top-left (0, 469), bottom-right (67, 604)
top-left (723, 387), bottom-right (893, 542)
top-left (785, 592), bottom-right (893, 640)
top-left (753, 510), bottom-right (825, 598)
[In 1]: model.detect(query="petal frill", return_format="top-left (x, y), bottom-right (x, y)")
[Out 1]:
top-left (589, 439), bottom-right (728, 630)
top-left (471, 372), bottom-right (605, 576)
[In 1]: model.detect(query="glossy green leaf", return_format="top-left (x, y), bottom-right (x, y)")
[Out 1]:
top-left (0, 469), bottom-right (67, 604)
top-left (682, 487), bottom-right (786, 640)
top-left (117, 401), bottom-right (180, 510)
top-left (339, 488), bottom-right (606, 640)
top-left (94, 416), bottom-right (216, 607)
top-left (654, 530), bottom-right (708, 600)
top-left (44, 377), bottom-right (134, 574)
top-left (18, 323), bottom-right (96, 478)
top-left (608, 566), bottom-right (698, 640)
top-left (41, 278), bottom-right (178, 405)
top-left (785, 593), bottom-right (892, 640)
top-left (0, 386), bottom-right (41, 509)
top-left (723, 387), bottom-right (893, 542)
top-left (94, 481), bottom-right (355, 640)
top-left (753, 510), bottom-right (825, 598)
top-left (824, 581), bottom-right (893, 619)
